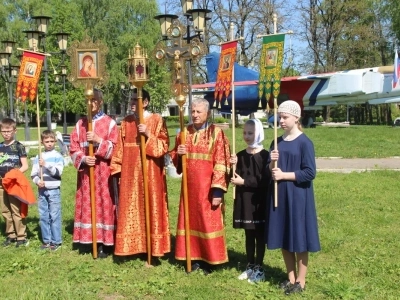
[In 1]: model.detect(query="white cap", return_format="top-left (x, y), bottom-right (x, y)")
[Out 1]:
top-left (278, 100), bottom-right (301, 118)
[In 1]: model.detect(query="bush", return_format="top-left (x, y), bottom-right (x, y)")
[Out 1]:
top-left (213, 117), bottom-right (228, 123)
top-left (164, 116), bottom-right (189, 123)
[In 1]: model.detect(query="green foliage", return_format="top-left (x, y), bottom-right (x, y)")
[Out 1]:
top-left (0, 0), bottom-right (173, 119)
top-left (146, 64), bottom-right (173, 114)
top-left (385, 0), bottom-right (400, 43)
top-left (164, 116), bottom-right (189, 124)
top-left (213, 117), bottom-right (228, 123)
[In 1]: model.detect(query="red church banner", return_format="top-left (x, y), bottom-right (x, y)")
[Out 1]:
top-left (16, 51), bottom-right (46, 102)
top-left (214, 41), bottom-right (238, 103)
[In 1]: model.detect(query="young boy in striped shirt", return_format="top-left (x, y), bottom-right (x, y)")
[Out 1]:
top-left (31, 130), bottom-right (64, 251)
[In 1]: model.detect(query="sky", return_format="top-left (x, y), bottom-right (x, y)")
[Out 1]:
top-left (155, 0), bottom-right (306, 71)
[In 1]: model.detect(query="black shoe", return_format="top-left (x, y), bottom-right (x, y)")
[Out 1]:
top-left (201, 263), bottom-right (214, 275)
top-left (191, 263), bottom-right (201, 272)
top-left (97, 245), bottom-right (108, 259)
top-left (285, 282), bottom-right (304, 295)
top-left (279, 280), bottom-right (293, 290)
top-left (190, 262), bottom-right (212, 275)
top-left (2, 237), bottom-right (16, 247)
top-left (15, 239), bottom-right (29, 248)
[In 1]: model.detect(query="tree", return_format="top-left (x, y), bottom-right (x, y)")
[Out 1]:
top-left (0, 0), bottom-right (172, 119)
top-left (76, 0), bottom-right (170, 113)
top-left (292, 0), bottom-right (393, 123)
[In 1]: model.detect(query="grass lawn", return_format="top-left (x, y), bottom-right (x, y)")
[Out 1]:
top-left (0, 124), bottom-right (398, 299)
top-left (15, 123), bottom-right (400, 158)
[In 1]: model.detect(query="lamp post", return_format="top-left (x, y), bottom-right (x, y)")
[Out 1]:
top-left (0, 40), bottom-right (18, 120)
top-left (52, 30), bottom-right (70, 134)
top-left (24, 18), bottom-right (70, 131)
top-left (23, 15), bottom-right (52, 130)
top-left (154, 0), bottom-right (211, 122)
top-left (154, 1), bottom-right (210, 273)
top-left (119, 82), bottom-right (133, 116)
top-left (55, 64), bottom-right (68, 134)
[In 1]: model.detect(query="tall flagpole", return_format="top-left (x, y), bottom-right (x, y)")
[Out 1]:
top-left (272, 14), bottom-right (279, 208)
top-left (230, 23), bottom-right (237, 191)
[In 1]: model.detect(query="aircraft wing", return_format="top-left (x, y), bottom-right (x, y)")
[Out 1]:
top-left (192, 51), bottom-right (400, 114)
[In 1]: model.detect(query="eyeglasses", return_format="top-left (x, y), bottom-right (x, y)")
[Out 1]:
top-left (1, 130), bottom-right (15, 134)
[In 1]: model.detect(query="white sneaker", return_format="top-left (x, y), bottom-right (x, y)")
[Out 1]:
top-left (238, 264), bottom-right (254, 280)
top-left (247, 265), bottom-right (265, 284)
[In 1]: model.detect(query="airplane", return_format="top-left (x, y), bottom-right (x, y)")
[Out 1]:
top-left (192, 52), bottom-right (400, 115)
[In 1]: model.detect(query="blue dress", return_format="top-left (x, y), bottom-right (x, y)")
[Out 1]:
top-left (266, 133), bottom-right (320, 253)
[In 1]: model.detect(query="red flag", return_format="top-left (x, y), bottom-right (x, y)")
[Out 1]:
top-left (16, 51), bottom-right (46, 102)
top-left (214, 41), bottom-right (238, 102)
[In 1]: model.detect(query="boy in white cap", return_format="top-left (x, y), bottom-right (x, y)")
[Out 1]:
top-left (266, 100), bottom-right (320, 295)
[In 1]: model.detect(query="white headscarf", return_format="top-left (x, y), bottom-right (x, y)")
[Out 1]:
top-left (247, 118), bottom-right (264, 149)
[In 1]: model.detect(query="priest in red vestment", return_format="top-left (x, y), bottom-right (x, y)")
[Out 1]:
top-left (110, 89), bottom-right (170, 258)
top-left (70, 88), bottom-right (118, 258)
top-left (170, 98), bottom-right (231, 272)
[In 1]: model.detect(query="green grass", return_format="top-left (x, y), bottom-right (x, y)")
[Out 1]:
top-left (167, 124), bottom-right (400, 158)
top-left (1, 123), bottom-right (398, 299)
top-left (0, 169), bottom-right (399, 299)
top-left (17, 123), bottom-right (400, 158)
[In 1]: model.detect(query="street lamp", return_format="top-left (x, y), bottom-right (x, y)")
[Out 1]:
top-left (154, 0), bottom-right (211, 122)
top-left (23, 15), bottom-right (53, 130)
top-left (0, 40), bottom-right (18, 120)
top-left (52, 30), bottom-right (70, 134)
top-left (55, 64), bottom-right (68, 134)
top-left (119, 82), bottom-right (134, 116)
top-left (24, 17), bottom-right (70, 131)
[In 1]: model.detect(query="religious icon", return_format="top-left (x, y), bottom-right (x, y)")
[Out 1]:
top-left (156, 49), bottom-right (165, 60)
top-left (222, 54), bottom-right (231, 70)
top-left (191, 46), bottom-right (200, 57)
top-left (78, 51), bottom-right (98, 78)
top-left (135, 60), bottom-right (145, 79)
top-left (24, 62), bottom-right (37, 77)
top-left (266, 49), bottom-right (278, 66)
top-left (166, 49), bottom-right (188, 84)
top-left (171, 26), bottom-right (181, 38)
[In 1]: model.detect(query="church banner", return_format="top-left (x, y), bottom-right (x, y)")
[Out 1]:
top-left (16, 51), bottom-right (46, 102)
top-left (214, 41), bottom-right (238, 102)
top-left (258, 34), bottom-right (285, 105)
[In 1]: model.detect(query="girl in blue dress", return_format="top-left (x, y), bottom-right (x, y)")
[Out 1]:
top-left (266, 100), bottom-right (320, 295)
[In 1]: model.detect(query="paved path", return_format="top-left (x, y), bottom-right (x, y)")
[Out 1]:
top-left (316, 157), bottom-right (400, 172)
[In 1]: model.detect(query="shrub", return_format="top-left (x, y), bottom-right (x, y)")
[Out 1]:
top-left (213, 117), bottom-right (228, 123)
top-left (164, 116), bottom-right (189, 123)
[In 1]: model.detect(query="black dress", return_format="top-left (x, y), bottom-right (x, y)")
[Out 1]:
top-left (233, 149), bottom-right (270, 230)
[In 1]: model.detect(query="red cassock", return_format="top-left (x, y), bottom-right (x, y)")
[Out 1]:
top-left (70, 115), bottom-right (118, 245)
top-left (170, 124), bottom-right (231, 265)
top-left (110, 113), bottom-right (170, 256)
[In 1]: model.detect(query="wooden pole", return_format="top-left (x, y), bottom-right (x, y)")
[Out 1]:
top-left (85, 86), bottom-right (97, 259)
top-left (177, 94), bottom-right (191, 273)
top-left (229, 22), bottom-right (237, 197)
top-left (273, 13), bottom-right (279, 208)
top-left (273, 96), bottom-right (278, 208)
top-left (231, 55), bottom-right (236, 196)
top-left (137, 85), bottom-right (151, 266)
